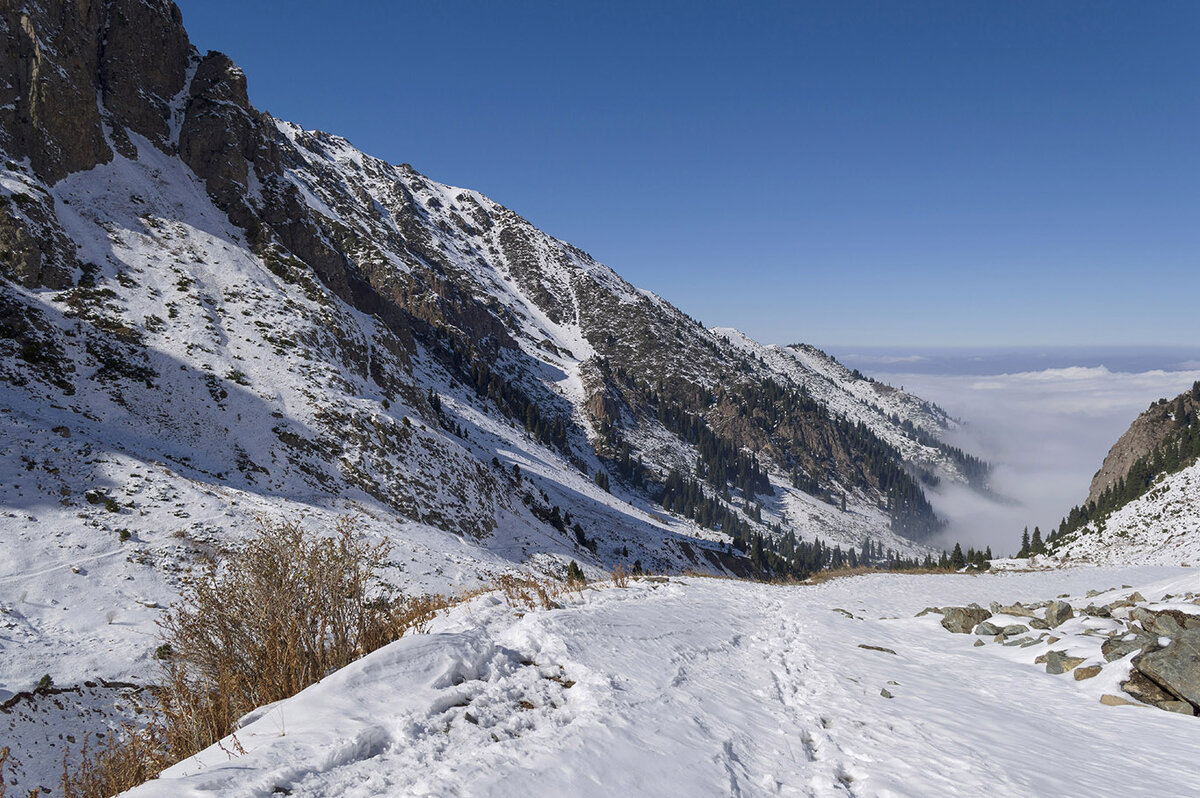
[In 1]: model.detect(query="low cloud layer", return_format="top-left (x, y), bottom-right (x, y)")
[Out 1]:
top-left (873, 366), bottom-right (1200, 556)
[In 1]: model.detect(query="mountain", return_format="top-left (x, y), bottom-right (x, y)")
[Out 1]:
top-left (1046, 382), bottom-right (1200, 565)
top-left (0, 3), bottom-right (993, 782)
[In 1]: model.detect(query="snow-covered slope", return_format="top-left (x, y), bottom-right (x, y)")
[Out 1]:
top-left (1045, 382), bottom-right (1200, 566)
top-left (120, 567), bottom-right (1200, 798)
top-left (1052, 459), bottom-right (1200, 567)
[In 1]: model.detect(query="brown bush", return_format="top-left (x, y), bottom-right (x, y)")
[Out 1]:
top-left (494, 572), bottom-right (567, 610)
top-left (62, 516), bottom-right (448, 797)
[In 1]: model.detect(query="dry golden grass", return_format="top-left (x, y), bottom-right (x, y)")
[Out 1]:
top-left (494, 572), bottom-right (574, 610)
top-left (59, 727), bottom-right (170, 798)
top-left (609, 564), bottom-right (629, 588)
top-left (61, 517), bottom-right (452, 798)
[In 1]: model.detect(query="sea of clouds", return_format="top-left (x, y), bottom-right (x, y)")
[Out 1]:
top-left (835, 348), bottom-right (1200, 555)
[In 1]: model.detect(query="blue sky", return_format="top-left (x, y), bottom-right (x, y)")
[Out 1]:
top-left (173, 1), bottom-right (1198, 348)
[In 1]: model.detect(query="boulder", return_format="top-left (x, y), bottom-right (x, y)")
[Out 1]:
top-left (1044, 600), bottom-right (1075, 628)
top-left (1132, 607), bottom-right (1200, 637)
top-left (1122, 670), bottom-right (1176, 706)
top-left (1102, 633), bottom-right (1161, 662)
top-left (998, 603), bottom-right (1036, 618)
top-left (1160, 701), bottom-right (1196, 716)
top-left (941, 606), bottom-right (992, 634)
top-left (1084, 604), bottom-right (1113, 618)
top-left (1100, 694), bottom-right (1135, 707)
top-left (1074, 665), bottom-right (1102, 681)
top-left (1001, 624), bottom-right (1030, 637)
top-left (1045, 650), bottom-right (1086, 674)
top-left (1134, 629), bottom-right (1200, 709)
top-left (1028, 618), bottom-right (1050, 630)
top-left (975, 621), bottom-right (1001, 636)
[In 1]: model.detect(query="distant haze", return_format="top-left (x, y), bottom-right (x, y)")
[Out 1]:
top-left (833, 347), bottom-right (1200, 556)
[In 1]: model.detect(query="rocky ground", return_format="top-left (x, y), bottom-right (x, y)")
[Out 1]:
top-left (930, 584), bottom-right (1200, 715)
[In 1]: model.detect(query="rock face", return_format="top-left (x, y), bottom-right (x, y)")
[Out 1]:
top-left (941, 607), bottom-right (992, 634)
top-left (0, 0), bottom-right (189, 183)
top-left (1087, 390), bottom-right (1200, 506)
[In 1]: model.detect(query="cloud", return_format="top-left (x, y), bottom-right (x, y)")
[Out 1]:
top-left (872, 366), bottom-right (1200, 555)
top-left (844, 353), bottom-right (929, 365)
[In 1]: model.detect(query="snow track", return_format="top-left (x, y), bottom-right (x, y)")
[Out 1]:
top-left (126, 567), bottom-right (1200, 797)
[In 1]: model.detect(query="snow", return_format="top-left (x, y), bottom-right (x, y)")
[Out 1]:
top-left (1053, 459), bottom-right (1200, 567)
top-left (123, 567), bottom-right (1199, 798)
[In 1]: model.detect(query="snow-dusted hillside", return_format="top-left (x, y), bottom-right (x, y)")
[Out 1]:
top-left (714, 329), bottom-right (974, 483)
top-left (118, 567), bottom-right (1200, 798)
top-left (1052, 459), bottom-right (1200, 567)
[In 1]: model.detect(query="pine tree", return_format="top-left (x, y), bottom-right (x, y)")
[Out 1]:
top-left (1018, 527), bottom-right (1030, 558)
top-left (1030, 526), bottom-right (1043, 554)
top-left (567, 560), bottom-right (586, 585)
top-left (950, 542), bottom-right (966, 569)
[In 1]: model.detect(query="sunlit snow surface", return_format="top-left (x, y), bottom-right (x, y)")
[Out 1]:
top-left (125, 567), bottom-right (1199, 798)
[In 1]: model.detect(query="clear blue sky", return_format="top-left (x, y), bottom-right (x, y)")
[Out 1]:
top-left (173, 1), bottom-right (1198, 348)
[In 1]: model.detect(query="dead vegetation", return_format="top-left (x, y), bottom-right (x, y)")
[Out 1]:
top-left (60, 517), bottom-right (450, 798)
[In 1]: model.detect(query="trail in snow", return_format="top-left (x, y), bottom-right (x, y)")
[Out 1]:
top-left (123, 567), bottom-right (1200, 798)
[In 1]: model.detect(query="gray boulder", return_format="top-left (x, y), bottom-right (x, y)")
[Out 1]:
top-left (1134, 629), bottom-right (1200, 710)
top-left (975, 621), bottom-right (1001, 636)
top-left (1001, 624), bottom-right (1030, 637)
top-left (1102, 632), bottom-right (1161, 662)
top-left (941, 606), bottom-right (993, 634)
top-left (1132, 607), bottom-right (1200, 638)
top-left (1044, 600), bottom-right (1075, 627)
top-left (1123, 670), bottom-right (1177, 706)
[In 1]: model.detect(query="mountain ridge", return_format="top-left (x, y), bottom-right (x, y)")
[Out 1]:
top-left (0, 0), bottom-right (988, 713)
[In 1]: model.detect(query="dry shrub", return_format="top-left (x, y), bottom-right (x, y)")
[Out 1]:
top-left (610, 563), bottom-right (629, 588)
top-left (494, 573), bottom-right (567, 610)
top-left (62, 516), bottom-right (448, 797)
top-left (59, 728), bottom-right (169, 798)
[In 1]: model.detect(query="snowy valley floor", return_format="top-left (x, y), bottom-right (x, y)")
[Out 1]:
top-left (124, 567), bottom-right (1199, 798)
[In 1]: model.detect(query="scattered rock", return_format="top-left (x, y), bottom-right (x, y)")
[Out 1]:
top-left (1160, 701), bottom-right (1196, 716)
top-left (1074, 665), bottom-right (1102, 681)
top-left (880, 688), bottom-right (893, 699)
top-left (941, 606), bottom-right (992, 634)
top-left (1028, 618), bottom-right (1050, 630)
top-left (997, 603), bottom-right (1036, 618)
top-left (1100, 694), bottom-right (1136, 707)
top-left (973, 639), bottom-right (985, 647)
top-left (832, 608), bottom-right (860, 620)
top-left (1044, 600), bottom-right (1075, 628)
top-left (975, 621), bottom-right (1001, 636)
top-left (916, 606), bottom-right (942, 617)
top-left (1001, 624), bottom-right (1029, 637)
top-left (1084, 604), bottom-right (1113, 618)
top-left (857, 644), bottom-right (897, 655)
